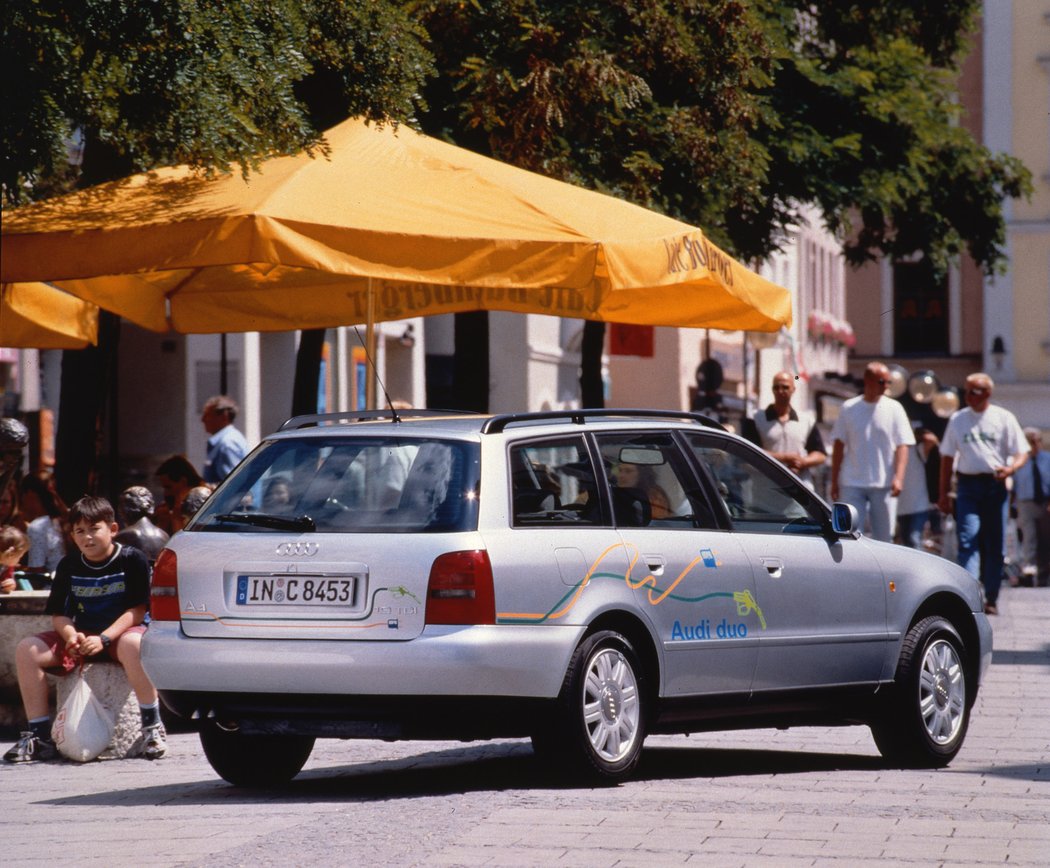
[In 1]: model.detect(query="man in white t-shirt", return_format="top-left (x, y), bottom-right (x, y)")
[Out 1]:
top-left (830, 361), bottom-right (915, 542)
top-left (938, 372), bottom-right (1028, 614)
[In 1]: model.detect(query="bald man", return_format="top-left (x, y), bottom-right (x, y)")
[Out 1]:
top-left (743, 371), bottom-right (826, 491)
top-left (830, 361), bottom-right (915, 542)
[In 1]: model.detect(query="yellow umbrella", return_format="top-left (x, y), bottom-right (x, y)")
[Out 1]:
top-left (0, 282), bottom-right (99, 349)
top-left (1, 117), bottom-right (790, 334)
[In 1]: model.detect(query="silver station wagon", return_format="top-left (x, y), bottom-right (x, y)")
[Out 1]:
top-left (142, 410), bottom-right (992, 785)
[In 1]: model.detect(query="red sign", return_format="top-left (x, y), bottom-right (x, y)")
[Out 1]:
top-left (609, 324), bottom-right (654, 357)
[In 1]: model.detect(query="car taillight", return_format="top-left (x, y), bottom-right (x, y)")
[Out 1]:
top-left (425, 550), bottom-right (495, 625)
top-left (150, 549), bottom-right (180, 621)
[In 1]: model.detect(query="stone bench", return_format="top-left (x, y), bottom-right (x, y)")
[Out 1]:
top-left (0, 591), bottom-right (52, 733)
top-left (52, 661), bottom-right (165, 759)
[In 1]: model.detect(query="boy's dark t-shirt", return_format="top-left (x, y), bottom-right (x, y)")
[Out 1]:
top-left (45, 543), bottom-right (151, 634)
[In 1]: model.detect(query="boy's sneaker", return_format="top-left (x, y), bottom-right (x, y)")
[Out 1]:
top-left (3, 732), bottom-right (58, 764)
top-left (137, 724), bottom-right (167, 760)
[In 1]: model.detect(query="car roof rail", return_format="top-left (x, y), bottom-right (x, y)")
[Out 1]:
top-left (279, 409), bottom-right (472, 430)
top-left (481, 408), bottom-right (727, 435)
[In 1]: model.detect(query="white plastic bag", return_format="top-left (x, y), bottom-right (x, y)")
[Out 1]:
top-left (52, 669), bottom-right (116, 762)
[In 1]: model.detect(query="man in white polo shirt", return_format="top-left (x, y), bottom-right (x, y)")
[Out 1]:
top-left (830, 361), bottom-right (915, 542)
top-left (938, 372), bottom-right (1028, 614)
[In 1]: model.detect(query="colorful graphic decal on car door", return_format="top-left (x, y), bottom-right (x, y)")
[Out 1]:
top-left (496, 541), bottom-right (765, 636)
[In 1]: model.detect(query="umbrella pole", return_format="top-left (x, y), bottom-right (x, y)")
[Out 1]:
top-left (365, 278), bottom-right (376, 410)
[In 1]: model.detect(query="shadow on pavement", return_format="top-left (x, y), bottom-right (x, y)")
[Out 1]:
top-left (991, 645), bottom-right (1050, 665)
top-left (40, 741), bottom-right (889, 807)
top-left (956, 762), bottom-right (1048, 783)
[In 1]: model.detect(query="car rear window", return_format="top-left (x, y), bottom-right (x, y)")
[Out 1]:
top-left (189, 436), bottom-right (480, 533)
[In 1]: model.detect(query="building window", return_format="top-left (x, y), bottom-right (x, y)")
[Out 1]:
top-left (893, 260), bottom-right (949, 356)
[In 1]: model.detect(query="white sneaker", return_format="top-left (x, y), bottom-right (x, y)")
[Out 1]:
top-left (134, 725), bottom-right (167, 760)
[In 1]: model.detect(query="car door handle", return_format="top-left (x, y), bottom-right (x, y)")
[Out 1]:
top-left (645, 555), bottom-right (665, 576)
top-left (760, 557), bottom-right (783, 578)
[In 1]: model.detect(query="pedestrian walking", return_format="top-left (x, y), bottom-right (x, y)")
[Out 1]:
top-left (830, 361), bottom-right (914, 542)
top-left (896, 427), bottom-right (941, 550)
top-left (937, 372), bottom-right (1028, 614)
top-left (1013, 427), bottom-right (1050, 585)
top-left (200, 394), bottom-right (249, 484)
top-left (742, 371), bottom-right (826, 491)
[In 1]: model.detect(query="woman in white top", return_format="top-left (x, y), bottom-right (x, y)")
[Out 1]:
top-left (18, 473), bottom-right (68, 574)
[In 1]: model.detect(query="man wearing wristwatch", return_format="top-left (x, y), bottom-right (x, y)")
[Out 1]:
top-left (938, 372), bottom-right (1029, 615)
top-left (4, 495), bottom-right (167, 763)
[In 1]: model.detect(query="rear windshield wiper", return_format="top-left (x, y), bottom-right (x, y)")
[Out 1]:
top-left (212, 512), bottom-right (316, 532)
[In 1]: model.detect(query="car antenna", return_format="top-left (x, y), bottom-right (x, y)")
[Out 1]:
top-left (353, 326), bottom-right (402, 423)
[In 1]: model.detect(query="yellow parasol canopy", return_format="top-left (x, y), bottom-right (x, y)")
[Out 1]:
top-left (1, 117), bottom-right (791, 334)
top-left (0, 282), bottom-right (99, 349)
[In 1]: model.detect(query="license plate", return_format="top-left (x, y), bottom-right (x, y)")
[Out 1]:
top-left (236, 575), bottom-right (354, 605)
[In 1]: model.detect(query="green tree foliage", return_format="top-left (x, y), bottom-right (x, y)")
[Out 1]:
top-left (1, 1), bottom-right (1032, 430)
top-left (419, 0), bottom-right (773, 253)
top-left (418, 0), bottom-right (1030, 276)
top-left (746, 0), bottom-right (1031, 275)
top-left (2, 0), bottom-right (431, 201)
top-left (1, 0), bottom-right (431, 501)
top-left (417, 0), bottom-right (778, 408)
top-left (417, 0), bottom-right (1030, 407)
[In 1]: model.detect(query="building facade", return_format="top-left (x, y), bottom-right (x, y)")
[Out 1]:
top-left (846, 1), bottom-right (1050, 431)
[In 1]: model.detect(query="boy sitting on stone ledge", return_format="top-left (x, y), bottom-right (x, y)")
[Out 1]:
top-left (4, 495), bottom-right (166, 763)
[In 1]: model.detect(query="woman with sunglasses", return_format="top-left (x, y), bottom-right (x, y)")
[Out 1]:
top-left (938, 373), bottom-right (1029, 615)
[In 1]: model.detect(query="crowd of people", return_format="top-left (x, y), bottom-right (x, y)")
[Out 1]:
top-left (0, 394), bottom-right (247, 764)
top-left (744, 365), bottom-right (1049, 614)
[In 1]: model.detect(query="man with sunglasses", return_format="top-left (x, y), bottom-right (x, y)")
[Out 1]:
top-left (830, 361), bottom-right (915, 542)
top-left (938, 373), bottom-right (1028, 615)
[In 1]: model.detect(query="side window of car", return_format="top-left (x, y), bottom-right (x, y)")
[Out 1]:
top-left (683, 433), bottom-right (826, 534)
top-left (593, 432), bottom-right (716, 529)
top-left (509, 438), bottom-right (604, 527)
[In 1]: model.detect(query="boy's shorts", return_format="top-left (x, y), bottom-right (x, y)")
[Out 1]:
top-left (35, 626), bottom-right (147, 672)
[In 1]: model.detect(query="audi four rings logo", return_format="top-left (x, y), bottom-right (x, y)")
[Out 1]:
top-left (275, 542), bottom-right (319, 556)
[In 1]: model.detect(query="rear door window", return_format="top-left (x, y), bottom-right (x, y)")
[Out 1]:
top-left (509, 437), bottom-right (605, 527)
top-left (593, 432), bottom-right (717, 529)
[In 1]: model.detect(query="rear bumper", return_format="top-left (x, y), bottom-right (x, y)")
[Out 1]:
top-left (141, 621), bottom-right (583, 700)
top-left (158, 690), bottom-right (552, 740)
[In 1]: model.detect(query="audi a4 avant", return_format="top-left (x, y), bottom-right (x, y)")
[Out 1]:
top-left (142, 409), bottom-right (992, 785)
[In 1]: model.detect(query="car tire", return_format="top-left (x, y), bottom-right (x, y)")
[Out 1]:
top-left (199, 722), bottom-right (315, 786)
top-left (871, 615), bottom-right (970, 768)
top-left (535, 629), bottom-right (646, 782)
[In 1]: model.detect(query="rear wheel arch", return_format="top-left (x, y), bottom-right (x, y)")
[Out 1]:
top-left (585, 610), bottom-right (662, 705)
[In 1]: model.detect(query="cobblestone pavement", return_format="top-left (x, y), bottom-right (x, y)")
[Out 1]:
top-left (1, 586), bottom-right (1047, 867)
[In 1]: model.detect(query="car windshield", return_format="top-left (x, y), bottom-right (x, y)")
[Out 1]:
top-left (190, 436), bottom-right (480, 533)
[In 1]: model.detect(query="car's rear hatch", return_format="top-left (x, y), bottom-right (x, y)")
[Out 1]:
top-left (170, 431), bottom-right (481, 641)
top-left (170, 531), bottom-right (484, 641)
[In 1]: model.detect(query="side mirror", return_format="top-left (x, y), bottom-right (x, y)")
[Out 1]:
top-left (831, 502), bottom-right (859, 535)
